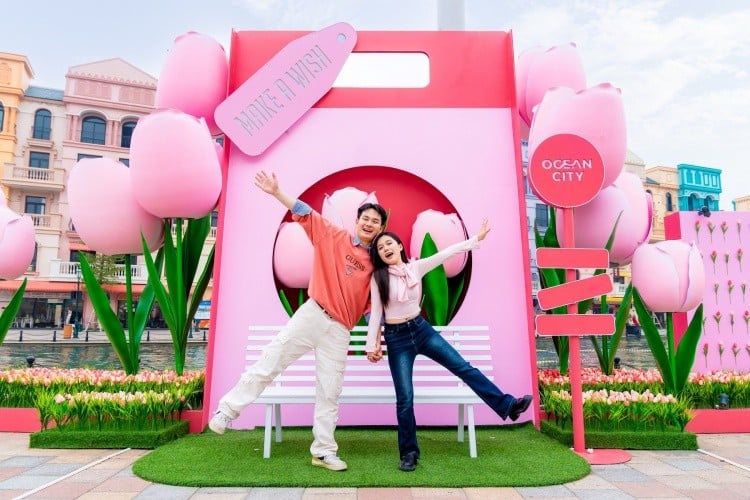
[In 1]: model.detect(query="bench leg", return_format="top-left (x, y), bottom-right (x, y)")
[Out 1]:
top-left (274, 403), bottom-right (282, 443)
top-left (263, 405), bottom-right (273, 458)
top-left (457, 404), bottom-right (465, 442)
top-left (467, 404), bottom-right (477, 458)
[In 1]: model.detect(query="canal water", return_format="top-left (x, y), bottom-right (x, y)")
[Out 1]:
top-left (0, 333), bottom-right (658, 371)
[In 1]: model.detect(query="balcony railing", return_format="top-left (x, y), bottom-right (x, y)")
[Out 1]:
top-left (170, 223), bottom-right (218, 240)
top-left (2, 164), bottom-right (65, 192)
top-left (48, 260), bottom-right (149, 284)
top-left (28, 213), bottom-right (63, 231)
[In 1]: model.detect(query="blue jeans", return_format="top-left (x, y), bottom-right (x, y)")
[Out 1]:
top-left (383, 315), bottom-right (516, 459)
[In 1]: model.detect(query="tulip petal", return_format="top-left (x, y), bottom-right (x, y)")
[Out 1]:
top-left (632, 244), bottom-right (682, 312)
top-left (321, 187), bottom-right (378, 237)
top-left (410, 210), bottom-right (467, 278)
top-left (681, 243), bottom-right (705, 312)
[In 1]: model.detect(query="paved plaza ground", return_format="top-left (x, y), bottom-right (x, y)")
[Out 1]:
top-left (2, 432), bottom-right (750, 499)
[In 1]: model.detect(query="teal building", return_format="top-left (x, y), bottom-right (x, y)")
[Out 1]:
top-left (677, 163), bottom-right (721, 212)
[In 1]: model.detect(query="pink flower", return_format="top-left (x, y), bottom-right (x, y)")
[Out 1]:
top-left (528, 83), bottom-right (625, 190)
top-left (708, 221), bottom-right (716, 241)
top-left (714, 311), bottom-right (723, 334)
top-left (731, 311), bottom-right (736, 334)
top-left (738, 249), bottom-right (744, 272)
top-left (631, 241), bottom-right (705, 312)
top-left (729, 280), bottom-right (735, 303)
top-left (744, 310), bottom-right (750, 334)
top-left (743, 283), bottom-right (748, 303)
top-left (0, 198), bottom-right (36, 279)
top-left (725, 252), bottom-right (731, 273)
top-left (410, 210), bottom-right (468, 277)
top-left (515, 43), bottom-right (586, 128)
top-left (718, 341), bottom-right (725, 367)
top-left (695, 219), bottom-right (701, 239)
top-left (721, 221), bottom-right (729, 241)
top-left (68, 158), bottom-right (164, 255)
top-left (556, 171), bottom-right (651, 265)
top-left (710, 250), bottom-right (718, 273)
top-left (732, 342), bottom-right (740, 365)
top-left (738, 220), bottom-right (743, 243)
top-left (273, 223), bottom-right (313, 288)
top-left (321, 187), bottom-right (379, 238)
top-left (714, 282), bottom-right (720, 304)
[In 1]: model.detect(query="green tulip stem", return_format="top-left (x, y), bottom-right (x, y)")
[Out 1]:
top-left (124, 255), bottom-right (138, 368)
top-left (174, 217), bottom-right (186, 372)
top-left (666, 312), bottom-right (676, 386)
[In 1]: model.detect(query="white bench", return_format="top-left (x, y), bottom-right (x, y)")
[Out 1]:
top-left (247, 325), bottom-right (493, 458)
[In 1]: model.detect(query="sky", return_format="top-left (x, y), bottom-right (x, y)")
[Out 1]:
top-left (4, 0), bottom-right (749, 209)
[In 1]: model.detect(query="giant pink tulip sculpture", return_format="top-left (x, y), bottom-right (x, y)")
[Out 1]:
top-left (516, 43), bottom-right (587, 128)
top-left (556, 171), bottom-right (653, 265)
top-left (410, 210), bottom-right (469, 325)
top-left (321, 187), bottom-right (379, 237)
top-left (0, 198), bottom-right (35, 345)
top-left (130, 109), bottom-right (222, 375)
top-left (631, 241), bottom-right (705, 395)
top-left (528, 83), bottom-right (627, 191)
top-left (68, 158), bottom-right (164, 374)
top-left (155, 32), bottom-right (228, 136)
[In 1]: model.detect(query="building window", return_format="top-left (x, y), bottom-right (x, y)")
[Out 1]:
top-left (25, 196), bottom-right (46, 215)
top-left (121, 121), bottom-right (136, 148)
top-left (33, 109), bottom-right (52, 139)
top-left (665, 192), bottom-right (673, 211)
top-left (0, 102), bottom-right (4, 132)
top-left (534, 204), bottom-right (548, 227)
top-left (77, 153), bottom-right (102, 161)
top-left (29, 243), bottom-right (38, 272)
top-left (29, 152), bottom-right (50, 169)
top-left (210, 210), bottom-right (219, 227)
top-left (81, 116), bottom-right (106, 144)
top-left (119, 158), bottom-right (129, 167)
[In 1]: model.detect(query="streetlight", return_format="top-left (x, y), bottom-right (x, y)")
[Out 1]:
top-left (74, 266), bottom-right (81, 338)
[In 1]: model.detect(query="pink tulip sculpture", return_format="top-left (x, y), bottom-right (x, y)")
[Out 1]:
top-left (0, 198), bottom-right (35, 344)
top-left (556, 171), bottom-right (652, 266)
top-left (68, 158), bottom-right (164, 374)
top-left (516, 43), bottom-right (587, 128)
top-left (631, 240), bottom-right (705, 395)
top-left (155, 32), bottom-right (228, 136)
top-left (528, 83), bottom-right (627, 191)
top-left (410, 210), bottom-right (469, 325)
top-left (129, 109), bottom-right (223, 375)
top-left (321, 187), bottom-right (379, 238)
top-left (273, 222), bottom-right (314, 315)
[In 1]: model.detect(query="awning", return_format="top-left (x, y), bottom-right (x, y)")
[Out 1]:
top-left (101, 284), bottom-right (147, 294)
top-left (0, 280), bottom-right (79, 292)
top-left (69, 242), bottom-right (91, 251)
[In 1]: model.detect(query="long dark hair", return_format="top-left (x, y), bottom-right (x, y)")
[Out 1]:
top-left (370, 232), bottom-right (408, 308)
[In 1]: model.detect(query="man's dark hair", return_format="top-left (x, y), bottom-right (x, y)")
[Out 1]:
top-left (357, 202), bottom-right (388, 226)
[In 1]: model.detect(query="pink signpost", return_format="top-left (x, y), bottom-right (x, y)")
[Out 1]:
top-left (529, 134), bottom-right (630, 464)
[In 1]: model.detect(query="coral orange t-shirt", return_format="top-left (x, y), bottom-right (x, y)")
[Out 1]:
top-left (293, 205), bottom-right (373, 330)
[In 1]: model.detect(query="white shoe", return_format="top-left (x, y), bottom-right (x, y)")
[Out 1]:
top-left (311, 454), bottom-right (348, 471)
top-left (208, 411), bottom-right (232, 435)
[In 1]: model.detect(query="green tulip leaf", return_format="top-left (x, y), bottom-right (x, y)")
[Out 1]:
top-left (420, 233), bottom-right (449, 325)
top-left (278, 289), bottom-right (293, 317)
top-left (675, 304), bottom-right (704, 394)
top-left (79, 254), bottom-right (136, 374)
top-left (0, 279), bottom-right (27, 346)
top-left (633, 287), bottom-right (675, 393)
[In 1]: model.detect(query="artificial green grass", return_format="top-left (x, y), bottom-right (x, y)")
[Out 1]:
top-left (540, 420), bottom-right (698, 450)
top-left (132, 423), bottom-right (590, 487)
top-left (30, 420), bottom-right (189, 449)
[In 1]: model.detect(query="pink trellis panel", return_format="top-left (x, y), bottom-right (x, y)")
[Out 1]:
top-left (666, 212), bottom-right (750, 373)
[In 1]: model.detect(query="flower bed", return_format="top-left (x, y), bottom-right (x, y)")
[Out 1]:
top-left (0, 368), bottom-right (204, 435)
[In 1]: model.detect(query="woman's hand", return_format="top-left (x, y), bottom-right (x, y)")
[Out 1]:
top-left (366, 347), bottom-right (383, 363)
top-left (476, 218), bottom-right (491, 241)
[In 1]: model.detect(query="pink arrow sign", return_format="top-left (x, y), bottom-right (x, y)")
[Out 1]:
top-left (215, 22), bottom-right (357, 156)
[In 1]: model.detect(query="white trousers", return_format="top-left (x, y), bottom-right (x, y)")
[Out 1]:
top-left (217, 299), bottom-right (350, 457)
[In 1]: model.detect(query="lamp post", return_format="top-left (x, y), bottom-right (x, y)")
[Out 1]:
top-left (74, 266), bottom-right (81, 338)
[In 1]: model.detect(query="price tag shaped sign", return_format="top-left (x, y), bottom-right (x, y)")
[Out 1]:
top-left (528, 134), bottom-right (605, 208)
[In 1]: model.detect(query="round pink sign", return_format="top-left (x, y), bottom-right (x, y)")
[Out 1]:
top-left (528, 134), bottom-right (605, 208)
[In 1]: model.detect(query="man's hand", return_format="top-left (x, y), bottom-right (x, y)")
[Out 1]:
top-left (366, 348), bottom-right (383, 363)
top-left (254, 171), bottom-right (279, 195)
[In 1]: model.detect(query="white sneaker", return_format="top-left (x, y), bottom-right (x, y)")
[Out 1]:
top-left (311, 454), bottom-right (348, 471)
top-left (208, 411), bottom-right (232, 435)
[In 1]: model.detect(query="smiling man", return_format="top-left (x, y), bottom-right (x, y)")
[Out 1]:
top-left (209, 171), bottom-right (387, 472)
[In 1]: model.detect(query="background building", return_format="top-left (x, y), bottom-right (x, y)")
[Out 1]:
top-left (0, 52), bottom-right (216, 332)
